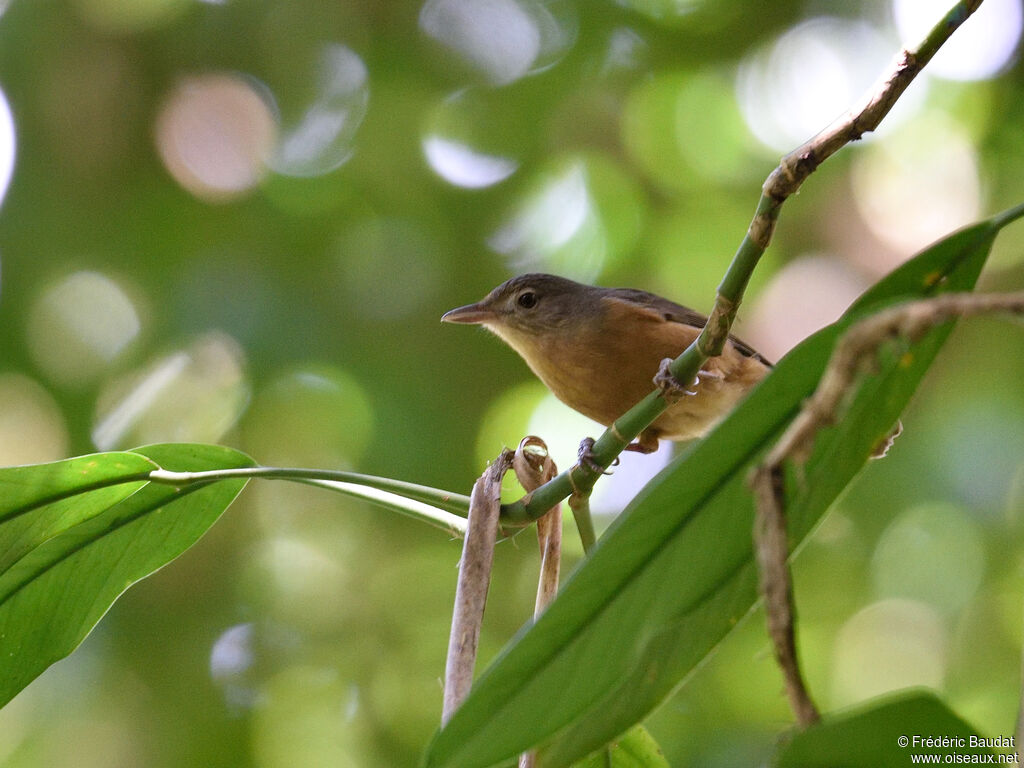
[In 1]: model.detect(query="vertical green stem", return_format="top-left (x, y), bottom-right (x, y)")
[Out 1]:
top-left (568, 492), bottom-right (596, 554)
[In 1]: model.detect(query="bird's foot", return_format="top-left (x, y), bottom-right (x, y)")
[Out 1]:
top-left (577, 437), bottom-right (616, 475)
top-left (623, 429), bottom-right (660, 454)
top-left (653, 358), bottom-right (700, 402)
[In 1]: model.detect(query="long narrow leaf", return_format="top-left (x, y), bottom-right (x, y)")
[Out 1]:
top-left (425, 209), bottom-right (1023, 768)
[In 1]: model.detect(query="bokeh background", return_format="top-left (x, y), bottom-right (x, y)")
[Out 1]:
top-left (0, 0), bottom-right (1023, 765)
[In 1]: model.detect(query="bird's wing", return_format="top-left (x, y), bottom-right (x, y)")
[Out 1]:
top-left (603, 287), bottom-right (772, 366)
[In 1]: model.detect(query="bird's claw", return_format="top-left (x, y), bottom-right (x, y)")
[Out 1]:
top-left (577, 437), bottom-right (615, 475)
top-left (654, 359), bottom-right (700, 401)
top-left (697, 367), bottom-right (723, 381)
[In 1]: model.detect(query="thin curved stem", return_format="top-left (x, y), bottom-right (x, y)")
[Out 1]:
top-left (147, 466), bottom-right (471, 536)
top-left (499, 0), bottom-right (985, 527)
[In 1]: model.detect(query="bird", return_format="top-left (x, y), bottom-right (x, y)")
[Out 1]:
top-left (441, 273), bottom-right (772, 455)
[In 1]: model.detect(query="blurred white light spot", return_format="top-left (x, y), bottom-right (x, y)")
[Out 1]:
top-left (601, 26), bottom-right (647, 74)
top-left (872, 503), bottom-right (985, 613)
top-left (0, 374), bottom-right (69, 465)
top-left (421, 88), bottom-right (525, 189)
top-left (420, 0), bottom-right (574, 85)
top-left (935, 400), bottom-right (1024, 510)
top-left (93, 352), bottom-right (189, 447)
top-left (851, 115), bottom-right (981, 256)
top-left (260, 537), bottom-right (345, 600)
top-left (831, 598), bottom-right (946, 707)
top-left (210, 622), bottom-right (257, 712)
top-left (895, 0), bottom-right (1022, 80)
top-left (92, 331), bottom-right (249, 449)
top-left (27, 271), bottom-right (141, 388)
top-left (422, 0), bottom-right (537, 84)
top-left (524, 393), bottom-right (608, 482)
top-left (496, 163), bottom-right (589, 248)
top-left (591, 445), bottom-right (671, 516)
top-left (736, 18), bottom-right (914, 153)
top-left (0, 86), bottom-right (14, 211)
top-left (422, 135), bottom-right (517, 188)
top-left (615, 0), bottom-right (704, 21)
top-left (269, 45), bottom-right (369, 177)
top-left (155, 73), bottom-right (277, 202)
top-left (490, 160), bottom-right (606, 280)
top-left (744, 255), bottom-right (869, 361)
top-left (210, 623), bottom-right (254, 682)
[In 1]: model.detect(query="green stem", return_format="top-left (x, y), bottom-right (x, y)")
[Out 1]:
top-left (568, 492), bottom-right (596, 554)
top-left (499, 0), bottom-right (982, 527)
top-left (6, 462), bottom-right (473, 536)
top-left (147, 466), bottom-right (471, 535)
top-left (716, 193), bottom-right (783, 306)
top-left (991, 199), bottom-right (1024, 230)
top-left (148, 466), bottom-right (470, 514)
top-left (916, 1), bottom-right (983, 67)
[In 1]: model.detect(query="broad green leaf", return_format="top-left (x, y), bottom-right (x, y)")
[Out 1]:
top-left (425, 207), bottom-right (1024, 768)
top-left (571, 725), bottom-right (669, 768)
top-left (0, 452), bottom-right (157, 572)
top-left (0, 443), bottom-right (253, 708)
top-left (775, 690), bottom-right (995, 767)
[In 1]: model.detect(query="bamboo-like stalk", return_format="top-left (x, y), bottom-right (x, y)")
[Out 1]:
top-left (500, 0), bottom-right (986, 527)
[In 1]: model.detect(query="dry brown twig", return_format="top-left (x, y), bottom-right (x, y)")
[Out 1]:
top-left (751, 290), bottom-right (1024, 727)
top-left (441, 436), bottom-right (563, 747)
top-left (513, 437), bottom-right (562, 619)
top-left (513, 436), bottom-right (562, 768)
top-left (442, 449), bottom-right (513, 724)
top-left (728, 0), bottom-right (986, 728)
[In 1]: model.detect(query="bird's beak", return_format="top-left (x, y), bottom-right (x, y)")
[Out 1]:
top-left (441, 302), bottom-right (495, 325)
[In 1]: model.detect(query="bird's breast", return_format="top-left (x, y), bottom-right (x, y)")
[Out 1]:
top-left (490, 314), bottom-right (768, 441)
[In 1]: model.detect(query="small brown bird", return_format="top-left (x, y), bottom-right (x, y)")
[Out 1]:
top-left (442, 273), bottom-right (772, 454)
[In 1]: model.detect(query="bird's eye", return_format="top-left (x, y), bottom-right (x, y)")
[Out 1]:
top-left (516, 291), bottom-right (538, 309)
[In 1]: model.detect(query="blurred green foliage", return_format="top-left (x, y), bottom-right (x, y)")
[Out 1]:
top-left (0, 0), bottom-right (1022, 766)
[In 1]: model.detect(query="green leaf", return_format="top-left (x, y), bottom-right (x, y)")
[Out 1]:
top-left (775, 690), bottom-right (996, 767)
top-left (425, 208), bottom-right (1024, 768)
top-left (571, 725), bottom-right (669, 768)
top-left (296, 479), bottom-right (468, 536)
top-left (0, 443), bottom-right (253, 708)
top-left (0, 452), bottom-right (157, 571)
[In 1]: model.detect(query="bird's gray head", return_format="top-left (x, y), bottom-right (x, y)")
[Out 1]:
top-left (441, 273), bottom-right (601, 336)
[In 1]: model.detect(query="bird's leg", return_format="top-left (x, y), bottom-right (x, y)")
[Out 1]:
top-left (624, 428), bottom-right (660, 454)
top-left (654, 358), bottom-right (726, 396)
top-left (653, 358), bottom-right (700, 402)
top-left (577, 437), bottom-right (617, 475)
